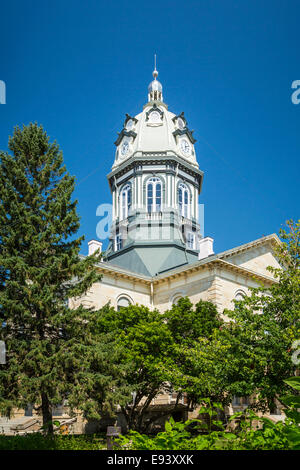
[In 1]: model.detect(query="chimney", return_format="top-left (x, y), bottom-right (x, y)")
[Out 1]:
top-left (88, 240), bottom-right (102, 257)
top-left (198, 237), bottom-right (214, 260)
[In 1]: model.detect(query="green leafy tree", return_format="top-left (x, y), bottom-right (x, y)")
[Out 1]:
top-left (0, 123), bottom-right (118, 433)
top-left (96, 299), bottom-right (231, 432)
top-left (96, 304), bottom-right (176, 432)
top-left (163, 298), bottom-right (232, 412)
top-left (97, 298), bottom-right (232, 432)
top-left (222, 219), bottom-right (300, 412)
top-left (164, 297), bottom-right (222, 342)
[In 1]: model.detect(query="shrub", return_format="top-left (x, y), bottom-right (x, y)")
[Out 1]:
top-left (0, 433), bottom-right (106, 450)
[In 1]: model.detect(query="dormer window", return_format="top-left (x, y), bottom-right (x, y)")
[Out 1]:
top-left (172, 112), bottom-right (187, 130)
top-left (177, 117), bottom-right (185, 130)
top-left (123, 114), bottom-right (138, 131)
top-left (126, 119), bottom-right (134, 130)
top-left (146, 104), bottom-right (164, 125)
top-left (149, 111), bottom-right (161, 123)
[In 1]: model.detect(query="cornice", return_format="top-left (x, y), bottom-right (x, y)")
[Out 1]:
top-left (114, 129), bottom-right (137, 147)
top-left (91, 234), bottom-right (280, 287)
top-left (107, 152), bottom-right (203, 185)
top-left (94, 261), bottom-right (151, 284)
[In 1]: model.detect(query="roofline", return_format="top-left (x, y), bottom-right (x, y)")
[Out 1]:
top-left (153, 233), bottom-right (281, 282)
top-left (87, 233), bottom-right (280, 286)
top-left (216, 233), bottom-right (281, 260)
top-left (107, 152), bottom-right (203, 182)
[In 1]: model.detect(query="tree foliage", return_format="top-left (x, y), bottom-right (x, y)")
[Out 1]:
top-left (222, 219), bottom-right (300, 412)
top-left (0, 123), bottom-right (124, 433)
top-left (95, 298), bottom-right (231, 431)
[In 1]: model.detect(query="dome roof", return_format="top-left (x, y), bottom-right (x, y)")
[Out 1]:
top-left (112, 60), bottom-right (198, 170)
top-left (148, 79), bottom-right (162, 93)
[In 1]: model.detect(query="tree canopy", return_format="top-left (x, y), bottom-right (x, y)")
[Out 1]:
top-left (0, 123), bottom-right (126, 433)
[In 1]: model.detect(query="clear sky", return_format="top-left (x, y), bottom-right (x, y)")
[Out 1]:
top-left (0, 0), bottom-right (299, 255)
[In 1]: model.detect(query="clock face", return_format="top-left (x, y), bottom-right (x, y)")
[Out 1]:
top-left (149, 111), bottom-right (161, 123)
top-left (180, 139), bottom-right (191, 156)
top-left (120, 141), bottom-right (129, 157)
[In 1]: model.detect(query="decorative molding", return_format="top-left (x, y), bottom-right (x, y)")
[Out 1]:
top-left (173, 128), bottom-right (196, 144)
top-left (114, 129), bottom-right (137, 147)
top-left (145, 103), bottom-right (164, 122)
top-left (172, 111), bottom-right (187, 126)
top-left (92, 234), bottom-right (279, 289)
top-left (124, 113), bottom-right (138, 127)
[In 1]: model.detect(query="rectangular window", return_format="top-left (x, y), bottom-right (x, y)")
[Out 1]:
top-left (156, 184), bottom-right (161, 212)
top-left (187, 232), bottom-right (195, 249)
top-left (52, 404), bottom-right (63, 416)
top-left (147, 184), bottom-right (153, 213)
top-left (115, 234), bottom-right (122, 251)
top-left (232, 396), bottom-right (250, 406)
top-left (24, 404), bottom-right (33, 417)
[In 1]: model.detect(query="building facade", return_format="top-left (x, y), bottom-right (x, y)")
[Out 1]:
top-left (70, 67), bottom-right (283, 431)
top-left (0, 66), bottom-right (283, 435)
top-left (80, 65), bottom-right (281, 316)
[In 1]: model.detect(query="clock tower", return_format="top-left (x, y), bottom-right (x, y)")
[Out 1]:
top-left (105, 66), bottom-right (204, 276)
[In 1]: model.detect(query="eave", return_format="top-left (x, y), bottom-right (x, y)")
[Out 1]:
top-left (107, 152), bottom-right (204, 191)
top-left (90, 234), bottom-right (280, 287)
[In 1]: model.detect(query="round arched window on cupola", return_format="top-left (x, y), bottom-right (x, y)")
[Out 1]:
top-left (147, 177), bottom-right (162, 213)
top-left (120, 184), bottom-right (131, 220)
top-left (178, 183), bottom-right (189, 218)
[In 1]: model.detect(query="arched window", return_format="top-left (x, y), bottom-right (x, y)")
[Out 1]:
top-left (172, 295), bottom-right (183, 306)
top-left (117, 296), bottom-right (132, 311)
top-left (178, 183), bottom-right (189, 218)
top-left (147, 177), bottom-right (162, 213)
top-left (120, 184), bottom-right (131, 220)
top-left (234, 291), bottom-right (245, 309)
top-left (235, 291), bottom-right (245, 302)
top-left (170, 291), bottom-right (185, 305)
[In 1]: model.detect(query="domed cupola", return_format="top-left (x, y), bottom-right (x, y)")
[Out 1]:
top-left (147, 58), bottom-right (163, 102)
top-left (105, 61), bottom-right (204, 277)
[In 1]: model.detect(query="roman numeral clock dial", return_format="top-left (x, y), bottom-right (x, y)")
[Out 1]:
top-left (180, 138), bottom-right (191, 156)
top-left (120, 140), bottom-right (129, 157)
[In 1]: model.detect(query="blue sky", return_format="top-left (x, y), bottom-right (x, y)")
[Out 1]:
top-left (0, 0), bottom-right (299, 255)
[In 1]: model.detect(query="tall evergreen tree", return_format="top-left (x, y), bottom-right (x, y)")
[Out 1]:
top-left (0, 123), bottom-right (112, 433)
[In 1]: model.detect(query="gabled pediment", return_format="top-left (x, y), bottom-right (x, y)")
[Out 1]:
top-left (218, 235), bottom-right (281, 279)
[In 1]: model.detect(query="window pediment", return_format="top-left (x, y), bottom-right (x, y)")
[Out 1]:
top-left (173, 128), bottom-right (196, 144)
top-left (114, 129), bottom-right (137, 147)
top-left (124, 113), bottom-right (138, 130)
top-left (145, 104), bottom-right (164, 124)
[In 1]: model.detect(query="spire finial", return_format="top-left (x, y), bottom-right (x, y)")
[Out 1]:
top-left (148, 55), bottom-right (163, 102)
top-left (153, 54), bottom-right (158, 80)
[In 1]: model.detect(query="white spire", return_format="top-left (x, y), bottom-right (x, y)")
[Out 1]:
top-left (153, 54), bottom-right (158, 79)
top-left (148, 54), bottom-right (163, 102)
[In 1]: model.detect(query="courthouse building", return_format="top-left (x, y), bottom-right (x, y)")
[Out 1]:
top-left (77, 66), bottom-right (281, 316)
top-left (0, 66), bottom-right (283, 435)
